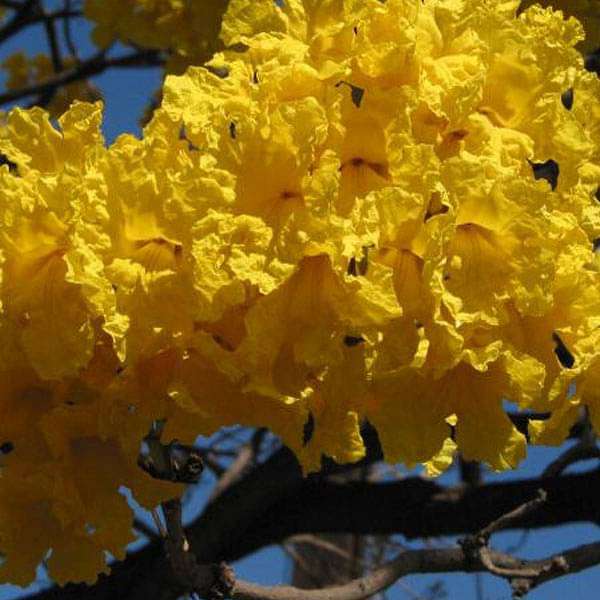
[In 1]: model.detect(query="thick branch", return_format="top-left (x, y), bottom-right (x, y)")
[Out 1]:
top-left (193, 467), bottom-right (600, 562)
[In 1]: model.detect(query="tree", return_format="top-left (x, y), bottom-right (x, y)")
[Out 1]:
top-left (0, 1), bottom-right (599, 599)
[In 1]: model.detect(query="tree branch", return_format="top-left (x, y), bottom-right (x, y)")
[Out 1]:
top-left (460, 490), bottom-right (552, 582)
top-left (542, 440), bottom-right (600, 478)
top-left (137, 450), bottom-right (600, 600)
top-left (22, 452), bottom-right (600, 600)
top-left (43, 9), bottom-right (63, 73)
top-left (0, 0), bottom-right (36, 44)
top-left (231, 542), bottom-right (600, 600)
top-left (61, 0), bottom-right (78, 60)
top-left (475, 489), bottom-right (547, 542)
top-left (0, 48), bottom-right (164, 106)
top-left (0, 1), bottom-right (80, 45)
top-left (193, 466), bottom-right (600, 562)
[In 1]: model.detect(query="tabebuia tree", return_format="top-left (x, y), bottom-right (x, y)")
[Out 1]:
top-left (1, 1), bottom-right (600, 599)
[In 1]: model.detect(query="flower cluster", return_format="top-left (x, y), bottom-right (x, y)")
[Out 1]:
top-left (1, 0), bottom-right (600, 586)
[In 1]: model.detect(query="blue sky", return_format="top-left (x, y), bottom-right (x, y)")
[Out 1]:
top-left (0, 5), bottom-right (598, 599)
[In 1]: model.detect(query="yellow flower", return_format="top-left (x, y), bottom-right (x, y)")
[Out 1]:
top-left (0, 103), bottom-right (119, 379)
top-left (519, 0), bottom-right (600, 55)
top-left (368, 348), bottom-right (538, 471)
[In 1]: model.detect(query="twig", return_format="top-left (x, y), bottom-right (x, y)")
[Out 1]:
top-left (476, 489), bottom-right (547, 541)
top-left (36, 7), bottom-right (79, 20)
top-left (477, 545), bottom-right (540, 579)
top-left (286, 535), bottom-right (366, 566)
top-left (510, 544), bottom-right (597, 597)
top-left (234, 549), bottom-right (417, 600)
top-left (152, 508), bottom-right (168, 539)
top-left (459, 489), bottom-right (559, 595)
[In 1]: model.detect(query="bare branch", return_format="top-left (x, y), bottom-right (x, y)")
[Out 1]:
top-left (34, 3), bottom-right (66, 108)
top-left (231, 543), bottom-right (600, 600)
top-left (0, 1), bottom-right (80, 45)
top-left (141, 486), bottom-right (600, 600)
top-left (511, 542), bottom-right (600, 597)
top-left (0, 0), bottom-right (37, 44)
top-left (542, 441), bottom-right (600, 478)
top-left (477, 545), bottom-right (541, 579)
top-left (0, 48), bottom-right (164, 106)
top-left (61, 0), bottom-right (78, 60)
top-left (43, 9), bottom-right (63, 73)
top-left (191, 467), bottom-right (600, 562)
top-left (477, 489), bottom-right (547, 541)
top-left (460, 490), bottom-right (548, 582)
top-left (152, 508), bottom-right (168, 539)
top-left (286, 535), bottom-right (365, 566)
